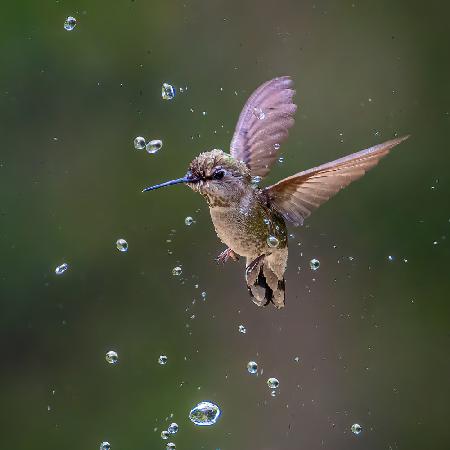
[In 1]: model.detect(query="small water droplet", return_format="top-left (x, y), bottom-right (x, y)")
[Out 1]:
top-left (238, 324), bottom-right (247, 334)
top-left (162, 83), bottom-right (176, 100)
top-left (146, 139), bottom-right (163, 154)
top-left (161, 430), bottom-right (170, 440)
top-left (263, 218), bottom-right (270, 225)
top-left (134, 136), bottom-right (146, 150)
top-left (172, 266), bottom-right (182, 276)
top-left (278, 156), bottom-right (284, 163)
top-left (168, 422), bottom-right (178, 434)
top-left (166, 443), bottom-right (176, 450)
top-left (267, 235), bottom-right (279, 248)
top-left (116, 239), bottom-right (128, 252)
top-left (253, 107), bottom-right (265, 120)
top-left (387, 255), bottom-right (395, 262)
top-left (99, 442), bottom-right (111, 450)
top-left (185, 216), bottom-right (195, 226)
top-left (64, 16), bottom-right (77, 31)
top-left (309, 258), bottom-right (320, 271)
top-left (105, 350), bottom-right (118, 364)
top-left (55, 263), bottom-right (68, 275)
top-left (351, 423), bottom-right (362, 435)
top-left (189, 401), bottom-right (221, 426)
top-left (294, 356), bottom-right (300, 363)
top-left (251, 176), bottom-right (262, 185)
top-left (201, 291), bottom-right (207, 300)
top-left (247, 361), bottom-right (258, 374)
top-left (267, 377), bottom-right (280, 389)
top-left (158, 355), bottom-right (168, 365)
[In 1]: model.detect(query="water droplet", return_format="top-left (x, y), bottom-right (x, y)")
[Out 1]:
top-left (274, 143), bottom-right (280, 150)
top-left (158, 355), bottom-right (168, 365)
top-left (247, 361), bottom-right (258, 374)
top-left (278, 156), bottom-right (284, 163)
top-left (116, 239), bottom-right (128, 252)
top-left (185, 216), bottom-right (195, 226)
top-left (309, 258), bottom-right (320, 271)
top-left (105, 350), bottom-right (118, 364)
top-left (166, 443), bottom-right (176, 450)
top-left (267, 235), bottom-right (279, 248)
top-left (99, 442), bottom-right (110, 450)
top-left (351, 423), bottom-right (362, 435)
top-left (146, 139), bottom-right (163, 154)
top-left (267, 377), bottom-right (279, 389)
top-left (162, 83), bottom-right (176, 100)
top-left (172, 266), bottom-right (182, 276)
top-left (294, 356), bottom-right (300, 363)
top-left (161, 430), bottom-right (170, 440)
top-left (64, 16), bottom-right (77, 31)
top-left (134, 136), bottom-right (146, 150)
top-left (189, 401), bottom-right (221, 426)
top-left (387, 255), bottom-right (395, 261)
top-left (238, 324), bottom-right (247, 334)
top-left (168, 422), bottom-right (178, 434)
top-left (263, 218), bottom-right (270, 225)
top-left (253, 107), bottom-right (265, 120)
top-left (201, 291), bottom-right (207, 300)
top-left (251, 176), bottom-right (262, 185)
top-left (55, 263), bottom-right (68, 275)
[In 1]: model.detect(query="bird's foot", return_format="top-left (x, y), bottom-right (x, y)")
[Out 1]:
top-left (216, 248), bottom-right (239, 264)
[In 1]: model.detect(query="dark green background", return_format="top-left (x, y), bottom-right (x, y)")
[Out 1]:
top-left (1, 1), bottom-right (449, 449)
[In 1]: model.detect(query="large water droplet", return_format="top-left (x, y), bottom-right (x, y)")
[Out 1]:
top-left (267, 377), bottom-right (279, 389)
top-left (146, 139), bottom-right (163, 154)
top-left (116, 239), bottom-right (128, 252)
top-left (267, 235), bottom-right (279, 248)
top-left (99, 442), bottom-right (110, 450)
top-left (351, 423), bottom-right (362, 435)
top-left (309, 258), bottom-right (320, 271)
top-left (247, 361), bottom-right (258, 374)
top-left (172, 266), bottom-right (182, 276)
top-left (64, 16), bottom-right (77, 31)
top-left (105, 350), bottom-right (118, 364)
top-left (167, 422), bottom-right (178, 434)
top-left (189, 401), bottom-right (221, 426)
top-left (158, 355), bottom-right (168, 365)
top-left (55, 263), bottom-right (68, 275)
top-left (134, 136), bottom-right (146, 150)
top-left (162, 83), bottom-right (176, 100)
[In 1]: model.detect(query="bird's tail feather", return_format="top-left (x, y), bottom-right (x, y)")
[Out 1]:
top-left (246, 256), bottom-right (285, 309)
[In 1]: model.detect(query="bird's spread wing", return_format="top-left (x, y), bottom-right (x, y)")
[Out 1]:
top-left (230, 76), bottom-right (297, 178)
top-left (263, 136), bottom-right (409, 226)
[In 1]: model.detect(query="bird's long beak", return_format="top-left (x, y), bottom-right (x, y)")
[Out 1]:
top-left (142, 174), bottom-right (198, 192)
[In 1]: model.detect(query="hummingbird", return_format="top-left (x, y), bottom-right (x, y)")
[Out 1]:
top-left (143, 76), bottom-right (409, 309)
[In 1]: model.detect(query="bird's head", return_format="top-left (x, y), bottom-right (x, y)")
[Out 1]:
top-left (142, 149), bottom-right (251, 205)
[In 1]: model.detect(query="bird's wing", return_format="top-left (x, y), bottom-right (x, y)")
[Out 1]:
top-left (230, 76), bottom-right (297, 178)
top-left (263, 136), bottom-right (409, 226)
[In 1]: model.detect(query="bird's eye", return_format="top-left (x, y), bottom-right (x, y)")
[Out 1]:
top-left (213, 169), bottom-right (225, 180)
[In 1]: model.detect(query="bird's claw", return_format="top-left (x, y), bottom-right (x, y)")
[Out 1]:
top-left (216, 248), bottom-right (239, 264)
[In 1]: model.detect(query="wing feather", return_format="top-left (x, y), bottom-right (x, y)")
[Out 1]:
top-left (230, 76), bottom-right (297, 177)
top-left (263, 136), bottom-right (409, 226)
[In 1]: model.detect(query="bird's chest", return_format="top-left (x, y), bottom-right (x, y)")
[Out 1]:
top-left (209, 198), bottom-right (269, 257)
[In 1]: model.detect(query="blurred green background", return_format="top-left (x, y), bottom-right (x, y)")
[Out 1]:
top-left (0, 1), bottom-right (449, 449)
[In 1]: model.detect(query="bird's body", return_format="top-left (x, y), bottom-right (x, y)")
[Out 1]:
top-left (143, 76), bottom-right (409, 309)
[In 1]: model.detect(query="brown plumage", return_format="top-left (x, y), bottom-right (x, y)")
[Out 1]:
top-left (143, 76), bottom-right (409, 309)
